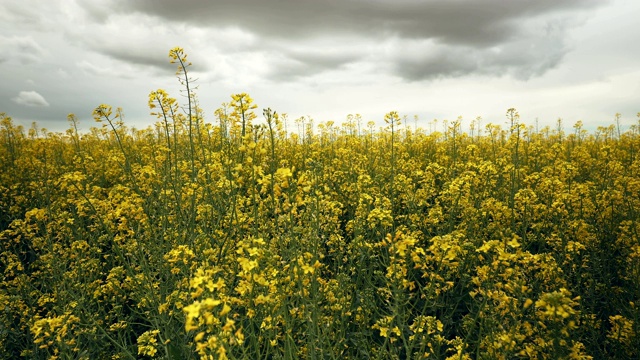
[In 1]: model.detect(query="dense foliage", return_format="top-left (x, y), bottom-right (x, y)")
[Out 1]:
top-left (1, 49), bottom-right (639, 359)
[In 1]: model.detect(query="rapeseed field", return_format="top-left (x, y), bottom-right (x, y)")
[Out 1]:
top-left (1, 48), bottom-right (638, 359)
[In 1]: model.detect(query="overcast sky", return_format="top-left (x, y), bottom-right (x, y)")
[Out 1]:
top-left (1, 0), bottom-right (639, 133)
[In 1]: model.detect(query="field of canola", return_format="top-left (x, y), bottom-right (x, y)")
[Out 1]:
top-left (1, 49), bottom-right (639, 359)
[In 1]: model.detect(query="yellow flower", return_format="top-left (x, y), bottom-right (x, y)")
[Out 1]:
top-left (219, 303), bottom-right (231, 317)
top-left (137, 330), bottom-right (160, 357)
top-left (523, 298), bottom-right (534, 309)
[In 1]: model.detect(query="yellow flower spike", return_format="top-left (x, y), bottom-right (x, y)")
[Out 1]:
top-left (444, 249), bottom-right (457, 261)
top-left (168, 47), bottom-right (186, 63)
top-left (193, 331), bottom-right (205, 342)
top-left (217, 345), bottom-right (228, 360)
top-left (202, 298), bottom-right (222, 309)
top-left (137, 330), bottom-right (160, 357)
top-left (183, 302), bottom-right (202, 331)
top-left (507, 236), bottom-right (521, 248)
top-left (392, 326), bottom-right (401, 336)
top-left (220, 303), bottom-right (231, 317)
top-left (222, 318), bottom-right (235, 332)
top-left (203, 312), bottom-right (215, 326)
top-left (92, 104), bottom-right (112, 121)
top-left (523, 298), bottom-right (533, 309)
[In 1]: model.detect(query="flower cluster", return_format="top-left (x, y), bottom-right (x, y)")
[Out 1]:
top-left (1, 50), bottom-right (639, 358)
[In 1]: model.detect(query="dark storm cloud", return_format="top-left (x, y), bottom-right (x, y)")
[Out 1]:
top-left (110, 0), bottom-right (600, 44)
top-left (96, 0), bottom-right (605, 82)
top-left (392, 19), bottom-right (569, 81)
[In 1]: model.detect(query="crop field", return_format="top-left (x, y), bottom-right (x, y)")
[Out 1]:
top-left (1, 49), bottom-right (639, 359)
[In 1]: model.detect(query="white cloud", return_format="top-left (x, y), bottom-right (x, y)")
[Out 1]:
top-left (12, 91), bottom-right (50, 107)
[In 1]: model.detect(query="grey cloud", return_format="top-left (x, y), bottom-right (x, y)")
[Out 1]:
top-left (40, 3), bottom-right (205, 77)
top-left (285, 46), bottom-right (362, 69)
top-left (394, 46), bottom-right (479, 80)
top-left (96, 0), bottom-right (606, 82)
top-left (12, 91), bottom-right (50, 107)
top-left (94, 47), bottom-right (178, 74)
top-left (62, 20), bottom-right (210, 75)
top-left (77, 2), bottom-right (114, 23)
top-left (0, 0), bottom-right (59, 31)
top-left (77, 60), bottom-right (118, 77)
top-left (0, 35), bottom-right (46, 64)
top-left (264, 41), bottom-right (365, 81)
top-left (392, 18), bottom-right (569, 81)
top-left (109, 0), bottom-right (603, 44)
top-left (265, 54), bottom-right (344, 82)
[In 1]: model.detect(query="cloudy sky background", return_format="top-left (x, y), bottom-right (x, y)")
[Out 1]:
top-left (1, 0), bottom-right (639, 133)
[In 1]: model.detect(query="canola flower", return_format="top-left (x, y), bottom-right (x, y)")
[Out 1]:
top-left (1, 50), bottom-right (639, 359)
